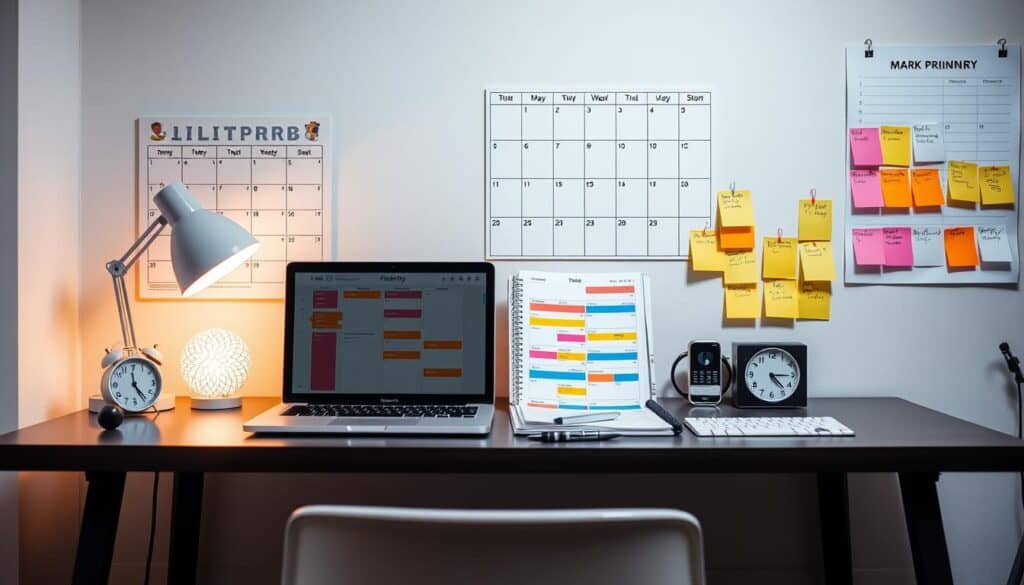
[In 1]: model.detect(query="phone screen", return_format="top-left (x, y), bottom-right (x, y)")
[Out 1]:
top-left (689, 342), bottom-right (722, 401)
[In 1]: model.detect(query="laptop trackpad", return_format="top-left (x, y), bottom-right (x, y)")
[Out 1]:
top-left (329, 418), bottom-right (421, 427)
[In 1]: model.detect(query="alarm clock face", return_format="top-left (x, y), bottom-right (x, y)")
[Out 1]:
top-left (102, 356), bottom-right (162, 412)
top-left (744, 348), bottom-right (801, 403)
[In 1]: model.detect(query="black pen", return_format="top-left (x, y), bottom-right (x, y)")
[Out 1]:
top-left (528, 430), bottom-right (622, 443)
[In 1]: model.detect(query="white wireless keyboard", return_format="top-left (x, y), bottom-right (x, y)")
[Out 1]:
top-left (684, 416), bottom-right (855, 437)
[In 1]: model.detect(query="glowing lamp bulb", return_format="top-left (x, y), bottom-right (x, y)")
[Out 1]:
top-left (181, 328), bottom-right (251, 399)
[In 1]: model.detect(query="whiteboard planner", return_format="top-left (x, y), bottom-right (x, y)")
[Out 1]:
top-left (486, 90), bottom-right (713, 259)
top-left (844, 45), bottom-right (1020, 284)
top-left (137, 117), bottom-right (333, 299)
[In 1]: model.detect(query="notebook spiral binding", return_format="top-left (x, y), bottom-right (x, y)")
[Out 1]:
top-left (509, 275), bottom-right (525, 406)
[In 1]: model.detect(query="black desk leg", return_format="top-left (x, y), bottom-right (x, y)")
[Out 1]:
top-left (817, 472), bottom-right (853, 585)
top-left (1006, 532), bottom-right (1023, 585)
top-left (168, 472), bottom-right (204, 585)
top-left (72, 471), bottom-right (126, 585)
top-left (899, 472), bottom-right (954, 585)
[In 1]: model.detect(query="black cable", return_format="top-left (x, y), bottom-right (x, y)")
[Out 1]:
top-left (144, 472), bottom-right (159, 585)
top-left (1018, 381), bottom-right (1023, 512)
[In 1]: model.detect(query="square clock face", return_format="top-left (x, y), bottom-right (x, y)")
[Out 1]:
top-left (733, 343), bottom-right (807, 408)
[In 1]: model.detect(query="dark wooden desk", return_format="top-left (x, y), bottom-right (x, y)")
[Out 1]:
top-left (1, 396), bottom-right (1021, 585)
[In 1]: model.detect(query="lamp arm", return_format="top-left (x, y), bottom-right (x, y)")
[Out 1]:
top-left (106, 216), bottom-right (168, 349)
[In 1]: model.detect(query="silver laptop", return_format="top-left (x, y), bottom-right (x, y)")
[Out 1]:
top-left (244, 262), bottom-right (495, 435)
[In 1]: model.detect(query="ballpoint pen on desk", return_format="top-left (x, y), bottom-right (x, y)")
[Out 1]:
top-left (528, 430), bottom-right (622, 443)
top-left (552, 412), bottom-right (621, 425)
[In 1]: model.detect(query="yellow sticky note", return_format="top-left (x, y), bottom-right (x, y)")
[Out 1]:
top-left (688, 230), bottom-right (727, 271)
top-left (764, 280), bottom-right (798, 319)
top-left (799, 242), bottom-right (836, 282)
top-left (798, 199), bottom-right (832, 241)
top-left (948, 160), bottom-right (979, 203)
top-left (717, 189), bottom-right (754, 227)
top-left (724, 284), bottom-right (760, 320)
top-left (724, 250), bottom-right (758, 285)
top-left (979, 165), bottom-right (1015, 205)
top-left (762, 237), bottom-right (797, 279)
top-left (880, 125), bottom-right (911, 167)
top-left (798, 282), bottom-right (831, 320)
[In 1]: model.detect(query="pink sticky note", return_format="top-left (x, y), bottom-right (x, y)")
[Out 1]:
top-left (849, 127), bottom-right (883, 167)
top-left (850, 170), bottom-right (884, 209)
top-left (882, 227), bottom-right (914, 267)
top-left (851, 228), bottom-right (885, 265)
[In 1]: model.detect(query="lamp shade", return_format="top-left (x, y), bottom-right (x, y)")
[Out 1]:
top-left (153, 182), bottom-right (260, 297)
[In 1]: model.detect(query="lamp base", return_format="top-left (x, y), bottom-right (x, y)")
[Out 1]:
top-left (190, 396), bottom-right (242, 410)
top-left (89, 393), bottom-right (176, 413)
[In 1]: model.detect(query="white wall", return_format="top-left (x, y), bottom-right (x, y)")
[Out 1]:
top-left (18, 0), bottom-right (83, 582)
top-left (73, 1), bottom-right (1023, 584)
top-left (0, 2), bottom-right (19, 583)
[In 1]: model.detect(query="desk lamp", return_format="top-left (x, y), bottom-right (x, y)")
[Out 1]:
top-left (90, 181), bottom-right (259, 413)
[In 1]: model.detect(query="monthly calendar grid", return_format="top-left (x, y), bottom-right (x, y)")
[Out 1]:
top-left (486, 90), bottom-right (713, 259)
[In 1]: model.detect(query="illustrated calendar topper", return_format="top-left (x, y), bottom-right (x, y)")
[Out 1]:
top-left (485, 90), bottom-right (714, 259)
top-left (137, 116), bottom-right (333, 299)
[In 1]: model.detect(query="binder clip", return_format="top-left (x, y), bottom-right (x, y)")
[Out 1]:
top-left (998, 38), bottom-right (1007, 58)
top-left (864, 38), bottom-right (874, 58)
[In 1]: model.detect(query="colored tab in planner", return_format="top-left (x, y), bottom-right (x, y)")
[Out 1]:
top-left (717, 189), bottom-right (754, 227)
top-left (530, 317), bottom-right (586, 328)
top-left (586, 352), bottom-right (639, 361)
top-left (585, 285), bottom-right (635, 294)
top-left (879, 126), bottom-right (911, 167)
top-left (850, 170), bottom-right (884, 209)
top-left (590, 403), bottom-right (642, 410)
top-left (943, 227), bottom-right (979, 268)
top-left (851, 228), bottom-right (884, 266)
top-left (557, 333), bottom-right (586, 343)
top-left (531, 369), bottom-right (586, 381)
top-left (530, 302), bottom-right (585, 313)
top-left (613, 373), bottom-right (640, 382)
top-left (585, 304), bottom-right (636, 313)
top-left (798, 199), bottom-right (832, 242)
top-left (310, 311), bottom-right (342, 329)
top-left (557, 386), bottom-right (587, 396)
top-left (586, 332), bottom-right (638, 341)
top-left (587, 373), bottom-right (614, 382)
top-left (762, 237), bottom-right (797, 280)
top-left (557, 352), bottom-right (587, 361)
top-left (910, 169), bottom-right (945, 207)
top-left (529, 350), bottom-right (558, 360)
top-left (343, 290), bottom-right (382, 299)
top-left (849, 127), bottom-right (883, 167)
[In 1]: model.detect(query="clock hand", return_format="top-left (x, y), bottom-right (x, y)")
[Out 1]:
top-left (769, 373), bottom-right (785, 389)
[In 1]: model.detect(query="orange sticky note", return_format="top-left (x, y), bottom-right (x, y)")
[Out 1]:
top-left (718, 226), bottom-right (755, 250)
top-left (943, 227), bottom-right (979, 268)
top-left (910, 168), bottom-right (945, 207)
top-left (879, 168), bottom-right (911, 208)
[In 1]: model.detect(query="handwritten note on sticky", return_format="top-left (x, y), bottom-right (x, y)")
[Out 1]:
top-left (882, 227), bottom-right (914, 267)
top-left (724, 250), bottom-right (758, 285)
top-left (799, 242), bottom-right (836, 281)
top-left (851, 228), bottom-right (884, 266)
top-left (764, 280), bottom-right (798, 319)
top-left (798, 199), bottom-right (832, 241)
top-left (979, 166), bottom-right (1015, 205)
top-left (849, 127), bottom-right (883, 167)
top-left (718, 226), bottom-right (755, 250)
top-left (689, 230), bottom-right (727, 271)
top-left (880, 125), bottom-right (911, 167)
top-left (717, 190), bottom-right (754, 227)
top-left (944, 227), bottom-right (979, 268)
top-left (948, 161), bottom-right (979, 203)
top-left (725, 285), bottom-right (760, 320)
top-left (911, 226), bottom-right (945, 266)
top-left (912, 123), bottom-right (945, 163)
top-left (849, 170), bottom-right (884, 209)
top-left (762, 237), bottom-right (797, 279)
top-left (910, 168), bottom-right (945, 207)
top-left (798, 282), bottom-right (831, 320)
top-left (977, 225), bottom-right (1012, 263)
top-left (880, 168), bottom-right (912, 208)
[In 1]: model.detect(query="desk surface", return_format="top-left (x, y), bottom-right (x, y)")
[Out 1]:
top-left (0, 397), bottom-right (1020, 473)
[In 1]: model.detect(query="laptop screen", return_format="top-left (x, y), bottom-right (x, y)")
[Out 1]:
top-left (289, 270), bottom-right (489, 397)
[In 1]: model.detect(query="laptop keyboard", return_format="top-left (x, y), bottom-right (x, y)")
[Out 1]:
top-left (283, 404), bottom-right (479, 418)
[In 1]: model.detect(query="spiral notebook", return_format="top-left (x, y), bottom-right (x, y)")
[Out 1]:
top-left (507, 271), bottom-right (673, 435)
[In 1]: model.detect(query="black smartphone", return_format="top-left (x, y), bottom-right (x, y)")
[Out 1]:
top-left (688, 340), bottom-right (722, 405)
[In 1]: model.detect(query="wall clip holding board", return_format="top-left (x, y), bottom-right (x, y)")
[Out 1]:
top-left (485, 89), bottom-right (714, 260)
top-left (844, 44), bottom-right (1020, 285)
top-left (137, 117), bottom-right (333, 299)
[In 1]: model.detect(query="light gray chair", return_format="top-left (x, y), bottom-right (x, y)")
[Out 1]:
top-left (281, 505), bottom-right (705, 585)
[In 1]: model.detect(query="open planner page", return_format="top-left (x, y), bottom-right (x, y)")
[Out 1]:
top-left (509, 271), bottom-right (666, 430)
